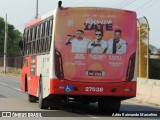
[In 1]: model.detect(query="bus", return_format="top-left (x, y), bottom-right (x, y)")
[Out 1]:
top-left (20, 1), bottom-right (137, 112)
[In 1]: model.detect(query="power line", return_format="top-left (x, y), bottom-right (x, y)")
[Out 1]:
top-left (111, 0), bottom-right (128, 8)
top-left (135, 0), bottom-right (154, 11)
top-left (118, 0), bottom-right (136, 8)
top-left (138, 0), bottom-right (159, 15)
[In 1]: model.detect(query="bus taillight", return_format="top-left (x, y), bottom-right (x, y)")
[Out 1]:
top-left (55, 49), bottom-right (64, 79)
top-left (126, 52), bottom-right (136, 82)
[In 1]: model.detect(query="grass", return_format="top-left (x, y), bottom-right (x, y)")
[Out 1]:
top-left (0, 71), bottom-right (21, 78)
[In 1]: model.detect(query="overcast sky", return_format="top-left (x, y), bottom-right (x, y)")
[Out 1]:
top-left (0, 0), bottom-right (159, 48)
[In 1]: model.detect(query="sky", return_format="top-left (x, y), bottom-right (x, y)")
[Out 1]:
top-left (0, 0), bottom-right (159, 48)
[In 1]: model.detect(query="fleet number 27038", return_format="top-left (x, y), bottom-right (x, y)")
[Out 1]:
top-left (85, 87), bottom-right (103, 92)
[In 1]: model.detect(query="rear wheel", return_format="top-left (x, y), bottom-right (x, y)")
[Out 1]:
top-left (38, 78), bottom-right (47, 109)
top-left (81, 101), bottom-right (90, 105)
top-left (49, 95), bottom-right (62, 110)
top-left (81, 100), bottom-right (90, 105)
top-left (98, 98), bottom-right (121, 112)
top-left (28, 94), bottom-right (38, 102)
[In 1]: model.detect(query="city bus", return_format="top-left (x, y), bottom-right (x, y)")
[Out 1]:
top-left (20, 1), bottom-right (137, 112)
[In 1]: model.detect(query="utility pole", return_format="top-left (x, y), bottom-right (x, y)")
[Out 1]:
top-left (35, 0), bottom-right (39, 18)
top-left (4, 14), bottom-right (8, 74)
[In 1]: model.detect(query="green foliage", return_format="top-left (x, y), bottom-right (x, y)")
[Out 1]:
top-left (0, 17), bottom-right (21, 54)
top-left (0, 18), bottom-right (5, 54)
top-left (149, 59), bottom-right (160, 79)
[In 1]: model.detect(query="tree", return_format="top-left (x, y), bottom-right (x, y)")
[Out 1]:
top-left (0, 17), bottom-right (22, 54)
top-left (0, 17), bottom-right (5, 54)
top-left (149, 59), bottom-right (160, 79)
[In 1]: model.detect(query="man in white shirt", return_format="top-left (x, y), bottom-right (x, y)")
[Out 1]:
top-left (88, 30), bottom-right (108, 53)
top-left (65, 30), bottom-right (90, 53)
top-left (106, 29), bottom-right (127, 54)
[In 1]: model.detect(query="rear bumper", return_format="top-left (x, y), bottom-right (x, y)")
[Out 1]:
top-left (50, 78), bottom-right (136, 97)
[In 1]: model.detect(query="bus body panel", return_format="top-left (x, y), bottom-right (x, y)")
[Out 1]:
top-left (37, 54), bottom-right (50, 98)
top-left (21, 56), bottom-right (31, 92)
top-left (54, 8), bottom-right (137, 83)
top-left (21, 56), bottom-right (39, 96)
top-left (49, 78), bottom-right (136, 97)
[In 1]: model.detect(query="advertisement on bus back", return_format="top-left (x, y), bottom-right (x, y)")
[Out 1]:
top-left (54, 8), bottom-right (136, 82)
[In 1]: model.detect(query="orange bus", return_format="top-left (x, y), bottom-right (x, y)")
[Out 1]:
top-left (20, 2), bottom-right (137, 112)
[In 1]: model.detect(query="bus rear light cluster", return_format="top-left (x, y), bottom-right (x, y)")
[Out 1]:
top-left (126, 52), bottom-right (136, 82)
top-left (55, 49), bottom-right (64, 79)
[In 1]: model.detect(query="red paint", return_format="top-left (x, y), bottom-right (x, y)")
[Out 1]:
top-left (21, 56), bottom-right (39, 97)
top-left (25, 18), bottom-right (41, 28)
top-left (50, 78), bottom-right (136, 97)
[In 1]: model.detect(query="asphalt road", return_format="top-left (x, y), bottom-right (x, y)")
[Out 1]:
top-left (0, 74), bottom-right (160, 120)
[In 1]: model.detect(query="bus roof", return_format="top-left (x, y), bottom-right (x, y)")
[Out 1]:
top-left (25, 10), bottom-right (56, 28)
top-left (25, 7), bottom-right (136, 28)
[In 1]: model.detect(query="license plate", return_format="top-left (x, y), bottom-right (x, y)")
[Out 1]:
top-left (88, 70), bottom-right (102, 77)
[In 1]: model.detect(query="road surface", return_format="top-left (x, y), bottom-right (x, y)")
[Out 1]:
top-left (0, 74), bottom-right (160, 119)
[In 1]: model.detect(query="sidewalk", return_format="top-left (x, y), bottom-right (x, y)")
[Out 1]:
top-left (0, 72), bottom-right (21, 79)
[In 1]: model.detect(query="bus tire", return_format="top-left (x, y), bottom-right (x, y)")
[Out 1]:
top-left (98, 98), bottom-right (121, 112)
top-left (28, 94), bottom-right (38, 102)
top-left (38, 78), bottom-right (47, 109)
top-left (49, 95), bottom-right (62, 110)
top-left (81, 101), bottom-right (90, 105)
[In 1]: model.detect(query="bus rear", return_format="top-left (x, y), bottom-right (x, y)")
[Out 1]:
top-left (50, 7), bottom-right (137, 111)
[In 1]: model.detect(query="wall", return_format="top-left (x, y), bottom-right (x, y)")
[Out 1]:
top-left (134, 78), bottom-right (160, 106)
